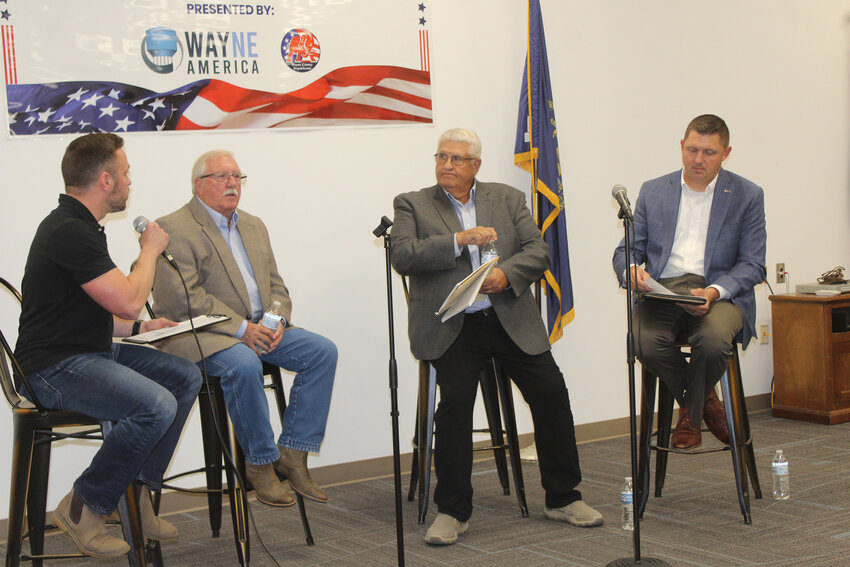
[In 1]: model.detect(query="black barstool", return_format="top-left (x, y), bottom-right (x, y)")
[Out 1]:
top-left (406, 357), bottom-right (529, 524)
top-left (1, 277), bottom-right (157, 567)
top-left (154, 364), bottom-right (315, 566)
top-left (637, 340), bottom-right (762, 524)
top-left (144, 296), bottom-right (314, 567)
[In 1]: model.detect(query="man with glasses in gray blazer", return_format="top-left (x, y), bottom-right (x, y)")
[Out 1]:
top-left (392, 128), bottom-right (603, 546)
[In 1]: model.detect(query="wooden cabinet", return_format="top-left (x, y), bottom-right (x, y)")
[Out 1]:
top-left (769, 293), bottom-right (850, 424)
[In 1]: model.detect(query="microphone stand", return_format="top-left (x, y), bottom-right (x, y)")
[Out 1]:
top-left (373, 216), bottom-right (406, 567)
top-left (607, 208), bottom-right (671, 567)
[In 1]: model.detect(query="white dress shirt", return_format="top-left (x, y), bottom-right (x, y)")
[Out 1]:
top-left (659, 171), bottom-right (728, 299)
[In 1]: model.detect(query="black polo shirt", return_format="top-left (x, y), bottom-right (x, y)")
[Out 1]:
top-left (15, 194), bottom-right (117, 376)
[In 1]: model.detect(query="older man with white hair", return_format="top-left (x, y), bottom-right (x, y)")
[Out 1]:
top-left (153, 149), bottom-right (337, 507)
top-left (392, 128), bottom-right (603, 545)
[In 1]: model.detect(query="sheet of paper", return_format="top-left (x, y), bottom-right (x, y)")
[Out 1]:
top-left (434, 257), bottom-right (499, 322)
top-left (640, 276), bottom-right (707, 305)
top-left (644, 275), bottom-right (673, 294)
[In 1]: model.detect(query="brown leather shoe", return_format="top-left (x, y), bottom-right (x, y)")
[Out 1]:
top-left (671, 406), bottom-right (701, 449)
top-left (274, 447), bottom-right (328, 503)
top-left (702, 390), bottom-right (730, 444)
top-left (245, 462), bottom-right (296, 507)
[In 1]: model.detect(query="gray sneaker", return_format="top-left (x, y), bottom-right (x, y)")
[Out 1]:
top-left (424, 512), bottom-right (469, 545)
top-left (544, 500), bottom-right (604, 527)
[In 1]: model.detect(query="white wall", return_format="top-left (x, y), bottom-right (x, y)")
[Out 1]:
top-left (1, 0), bottom-right (848, 518)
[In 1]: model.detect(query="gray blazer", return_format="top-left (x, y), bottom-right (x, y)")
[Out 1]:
top-left (391, 181), bottom-right (551, 361)
top-left (152, 197), bottom-right (292, 363)
top-left (612, 169), bottom-right (766, 346)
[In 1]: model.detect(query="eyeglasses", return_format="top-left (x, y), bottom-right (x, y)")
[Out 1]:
top-left (198, 172), bottom-right (247, 185)
top-left (434, 153), bottom-right (478, 166)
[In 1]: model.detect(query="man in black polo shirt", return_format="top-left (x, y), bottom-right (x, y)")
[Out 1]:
top-left (15, 133), bottom-right (201, 558)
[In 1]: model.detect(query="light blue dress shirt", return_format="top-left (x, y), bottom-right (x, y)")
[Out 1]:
top-left (444, 184), bottom-right (492, 313)
top-left (196, 196), bottom-right (266, 337)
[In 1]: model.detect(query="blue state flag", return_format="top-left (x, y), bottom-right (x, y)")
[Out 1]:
top-left (514, 0), bottom-right (574, 343)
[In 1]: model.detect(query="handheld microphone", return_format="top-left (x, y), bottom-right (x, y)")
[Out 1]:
top-left (133, 215), bottom-right (177, 268)
top-left (611, 184), bottom-right (633, 221)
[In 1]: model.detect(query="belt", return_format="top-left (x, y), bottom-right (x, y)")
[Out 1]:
top-left (466, 307), bottom-right (496, 318)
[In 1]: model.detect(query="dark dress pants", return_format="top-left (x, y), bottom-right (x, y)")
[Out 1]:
top-left (634, 274), bottom-right (743, 424)
top-left (430, 309), bottom-right (582, 522)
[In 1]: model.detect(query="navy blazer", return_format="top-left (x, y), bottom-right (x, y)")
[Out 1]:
top-left (612, 169), bottom-right (766, 347)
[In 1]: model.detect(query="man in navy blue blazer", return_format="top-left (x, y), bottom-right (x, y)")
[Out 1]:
top-left (612, 114), bottom-right (766, 449)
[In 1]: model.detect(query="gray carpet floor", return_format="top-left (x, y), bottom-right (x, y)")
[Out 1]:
top-left (5, 411), bottom-right (850, 566)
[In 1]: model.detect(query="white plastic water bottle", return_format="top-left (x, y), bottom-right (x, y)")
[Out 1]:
top-left (480, 240), bottom-right (498, 265)
top-left (257, 300), bottom-right (283, 355)
top-left (771, 449), bottom-right (790, 500)
top-left (620, 476), bottom-right (634, 531)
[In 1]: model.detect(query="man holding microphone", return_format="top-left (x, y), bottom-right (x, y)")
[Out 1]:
top-left (15, 133), bottom-right (201, 558)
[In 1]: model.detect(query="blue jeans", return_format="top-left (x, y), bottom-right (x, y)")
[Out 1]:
top-left (25, 343), bottom-right (202, 515)
top-left (200, 327), bottom-right (337, 464)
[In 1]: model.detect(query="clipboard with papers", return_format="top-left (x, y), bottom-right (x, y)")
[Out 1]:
top-left (640, 292), bottom-right (706, 305)
top-left (122, 314), bottom-right (231, 344)
top-left (639, 275), bottom-right (707, 305)
top-left (434, 257), bottom-right (499, 322)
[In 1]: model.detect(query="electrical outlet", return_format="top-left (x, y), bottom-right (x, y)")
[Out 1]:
top-left (759, 323), bottom-right (770, 344)
top-left (776, 263), bottom-right (786, 284)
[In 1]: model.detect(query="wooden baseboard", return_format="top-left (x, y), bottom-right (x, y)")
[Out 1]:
top-left (0, 392), bottom-right (773, 538)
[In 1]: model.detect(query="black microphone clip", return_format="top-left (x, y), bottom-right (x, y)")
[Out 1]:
top-left (373, 215), bottom-right (393, 238)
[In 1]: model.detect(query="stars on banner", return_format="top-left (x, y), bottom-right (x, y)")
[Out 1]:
top-left (7, 80), bottom-right (207, 135)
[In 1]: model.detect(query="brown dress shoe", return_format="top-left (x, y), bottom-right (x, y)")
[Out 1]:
top-left (274, 447), bottom-right (328, 503)
top-left (671, 406), bottom-right (701, 449)
top-left (702, 390), bottom-right (730, 444)
top-left (245, 462), bottom-right (296, 507)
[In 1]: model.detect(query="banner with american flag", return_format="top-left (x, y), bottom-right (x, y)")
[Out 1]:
top-left (1, 1), bottom-right (433, 136)
top-left (514, 0), bottom-right (574, 344)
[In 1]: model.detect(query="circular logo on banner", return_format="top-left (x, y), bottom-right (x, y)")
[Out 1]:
top-left (141, 27), bottom-right (183, 74)
top-left (280, 29), bottom-right (321, 72)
